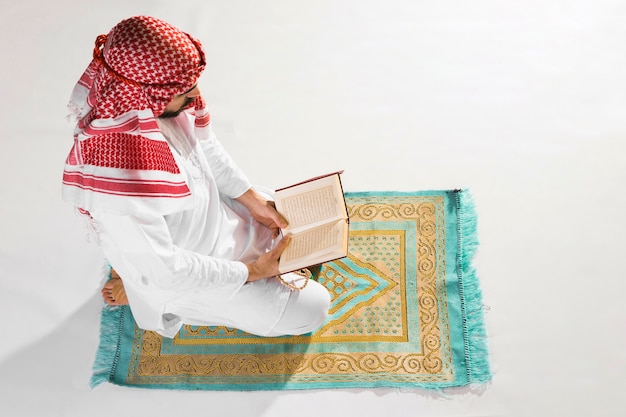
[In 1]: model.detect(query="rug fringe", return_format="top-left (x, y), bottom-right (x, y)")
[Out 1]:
top-left (90, 305), bottom-right (124, 388)
top-left (90, 268), bottom-right (124, 388)
top-left (456, 189), bottom-right (492, 384)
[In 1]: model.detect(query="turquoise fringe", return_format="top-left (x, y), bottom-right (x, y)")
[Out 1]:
top-left (90, 304), bottom-right (124, 388)
top-left (456, 189), bottom-right (491, 384)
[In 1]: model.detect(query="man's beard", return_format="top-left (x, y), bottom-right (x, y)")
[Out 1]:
top-left (158, 97), bottom-right (195, 119)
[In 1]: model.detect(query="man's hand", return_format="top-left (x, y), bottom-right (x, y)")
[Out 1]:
top-left (245, 236), bottom-right (291, 282)
top-left (236, 188), bottom-right (288, 238)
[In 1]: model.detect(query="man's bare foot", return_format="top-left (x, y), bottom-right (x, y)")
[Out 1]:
top-left (102, 269), bottom-right (129, 306)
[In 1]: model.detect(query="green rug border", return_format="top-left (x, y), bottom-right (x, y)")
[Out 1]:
top-left (90, 189), bottom-right (491, 390)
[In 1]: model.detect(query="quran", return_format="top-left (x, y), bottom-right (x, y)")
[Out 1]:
top-left (274, 171), bottom-right (349, 273)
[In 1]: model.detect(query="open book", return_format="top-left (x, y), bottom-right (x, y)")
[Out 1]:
top-left (275, 171), bottom-right (349, 274)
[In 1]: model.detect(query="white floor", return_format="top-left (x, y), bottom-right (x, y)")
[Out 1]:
top-left (1, 1), bottom-right (625, 416)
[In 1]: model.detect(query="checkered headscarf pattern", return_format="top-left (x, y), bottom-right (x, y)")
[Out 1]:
top-left (79, 133), bottom-right (181, 173)
top-left (90, 15), bottom-right (206, 118)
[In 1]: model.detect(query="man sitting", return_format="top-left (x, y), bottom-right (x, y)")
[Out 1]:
top-left (62, 16), bottom-right (330, 338)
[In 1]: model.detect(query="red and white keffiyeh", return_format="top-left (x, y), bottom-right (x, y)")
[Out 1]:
top-left (62, 16), bottom-right (211, 216)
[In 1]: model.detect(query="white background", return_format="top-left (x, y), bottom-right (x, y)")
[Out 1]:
top-left (1, 1), bottom-right (625, 416)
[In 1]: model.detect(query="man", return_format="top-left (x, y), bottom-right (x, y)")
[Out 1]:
top-left (62, 16), bottom-right (330, 338)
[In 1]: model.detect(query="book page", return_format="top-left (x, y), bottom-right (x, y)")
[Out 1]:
top-left (279, 185), bottom-right (338, 229)
top-left (281, 221), bottom-right (341, 263)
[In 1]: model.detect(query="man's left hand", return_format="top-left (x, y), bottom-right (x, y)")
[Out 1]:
top-left (236, 188), bottom-right (288, 238)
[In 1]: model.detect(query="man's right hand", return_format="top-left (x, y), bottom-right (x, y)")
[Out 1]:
top-left (245, 235), bottom-right (292, 282)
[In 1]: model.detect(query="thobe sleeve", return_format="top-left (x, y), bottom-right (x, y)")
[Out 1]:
top-left (91, 209), bottom-right (250, 295)
top-left (200, 125), bottom-right (252, 198)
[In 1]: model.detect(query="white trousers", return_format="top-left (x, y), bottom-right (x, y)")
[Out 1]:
top-left (177, 272), bottom-right (331, 337)
top-left (264, 277), bottom-right (331, 336)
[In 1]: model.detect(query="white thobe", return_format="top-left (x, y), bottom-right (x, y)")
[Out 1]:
top-left (90, 114), bottom-right (292, 338)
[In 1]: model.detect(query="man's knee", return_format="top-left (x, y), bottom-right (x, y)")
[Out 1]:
top-left (273, 280), bottom-right (331, 336)
top-left (298, 281), bottom-right (331, 332)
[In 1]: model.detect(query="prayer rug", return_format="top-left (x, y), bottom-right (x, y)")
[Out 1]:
top-left (91, 190), bottom-right (491, 390)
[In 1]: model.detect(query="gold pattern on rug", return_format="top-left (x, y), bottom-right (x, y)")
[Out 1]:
top-left (126, 195), bottom-right (455, 385)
